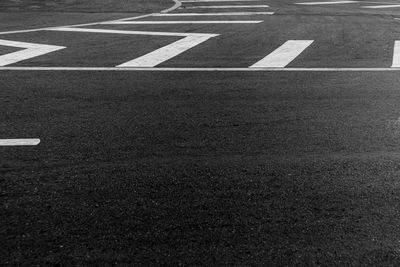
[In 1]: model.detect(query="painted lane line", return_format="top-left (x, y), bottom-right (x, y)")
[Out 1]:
top-left (296, 1), bottom-right (358, 4)
top-left (0, 40), bottom-right (65, 66)
top-left (103, 20), bottom-right (263, 24)
top-left (2, 67), bottom-right (400, 71)
top-left (153, 11), bottom-right (274, 15)
top-left (47, 27), bottom-right (214, 37)
top-left (117, 35), bottom-right (215, 67)
top-left (182, 5), bottom-right (270, 8)
top-left (162, 0), bottom-right (183, 13)
top-left (182, 0), bottom-right (260, 2)
top-left (0, 139), bottom-right (40, 146)
top-left (363, 4), bottom-right (400, 8)
top-left (250, 40), bottom-right (314, 68)
top-left (392, 41), bottom-right (400, 67)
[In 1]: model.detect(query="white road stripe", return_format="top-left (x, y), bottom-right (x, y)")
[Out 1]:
top-left (296, 1), bottom-right (358, 4)
top-left (183, 5), bottom-right (270, 8)
top-left (182, 0), bottom-right (260, 2)
top-left (392, 41), bottom-right (400, 67)
top-left (250, 40), bottom-right (313, 68)
top-left (1, 67), bottom-right (400, 71)
top-left (0, 40), bottom-right (65, 66)
top-left (47, 27), bottom-right (214, 37)
top-left (153, 11), bottom-right (274, 15)
top-left (117, 35), bottom-right (215, 67)
top-left (0, 139), bottom-right (40, 146)
top-left (363, 4), bottom-right (400, 8)
top-left (103, 20), bottom-right (263, 24)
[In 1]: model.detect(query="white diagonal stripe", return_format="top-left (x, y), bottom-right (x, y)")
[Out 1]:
top-left (153, 11), bottom-right (274, 15)
top-left (117, 35), bottom-right (215, 67)
top-left (363, 4), bottom-right (400, 9)
top-left (183, 5), bottom-right (269, 8)
top-left (250, 40), bottom-right (314, 68)
top-left (296, 1), bottom-right (358, 4)
top-left (103, 20), bottom-right (262, 24)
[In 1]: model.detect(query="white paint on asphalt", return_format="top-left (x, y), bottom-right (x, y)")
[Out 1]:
top-left (2, 67), bottom-right (400, 71)
top-left (47, 27), bottom-right (216, 37)
top-left (391, 41), bottom-right (400, 67)
top-left (363, 4), bottom-right (400, 8)
top-left (0, 39), bottom-right (65, 66)
top-left (153, 11), bottom-right (274, 15)
top-left (117, 35), bottom-right (215, 67)
top-left (296, 1), bottom-right (358, 4)
top-left (181, 0), bottom-right (260, 2)
top-left (182, 5), bottom-right (270, 8)
top-left (162, 0), bottom-right (183, 13)
top-left (104, 20), bottom-right (263, 24)
top-left (250, 40), bottom-right (314, 68)
top-left (0, 139), bottom-right (40, 146)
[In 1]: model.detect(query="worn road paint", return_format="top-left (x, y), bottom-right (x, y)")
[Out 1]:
top-left (296, 1), bottom-right (358, 4)
top-left (363, 4), bottom-right (400, 8)
top-left (104, 20), bottom-right (263, 24)
top-left (183, 5), bottom-right (270, 8)
top-left (391, 41), bottom-right (400, 67)
top-left (153, 11), bottom-right (274, 15)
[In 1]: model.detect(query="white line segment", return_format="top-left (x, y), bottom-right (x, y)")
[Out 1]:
top-left (182, 0), bottom-right (260, 2)
top-left (296, 1), bottom-right (358, 4)
top-left (1, 67), bottom-right (400, 71)
top-left (153, 11), bottom-right (274, 15)
top-left (183, 5), bottom-right (270, 8)
top-left (104, 20), bottom-right (262, 24)
top-left (0, 139), bottom-right (40, 146)
top-left (250, 40), bottom-right (314, 68)
top-left (117, 35), bottom-right (215, 67)
top-left (0, 40), bottom-right (65, 66)
top-left (363, 4), bottom-right (400, 8)
top-left (392, 41), bottom-right (400, 67)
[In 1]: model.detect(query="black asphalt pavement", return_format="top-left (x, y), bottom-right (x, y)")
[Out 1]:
top-left (3, 0), bottom-right (400, 265)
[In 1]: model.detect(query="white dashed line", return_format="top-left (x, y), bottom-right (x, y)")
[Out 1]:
top-left (250, 40), bottom-right (314, 68)
top-left (0, 139), bottom-right (40, 146)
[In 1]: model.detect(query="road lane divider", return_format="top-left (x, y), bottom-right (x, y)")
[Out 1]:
top-left (0, 139), bottom-right (40, 146)
top-left (363, 4), bottom-right (400, 9)
top-left (182, 5), bottom-right (270, 8)
top-left (391, 41), bottom-right (400, 68)
top-left (296, 1), bottom-right (358, 5)
top-left (250, 40), bottom-right (314, 68)
top-left (152, 11), bottom-right (274, 15)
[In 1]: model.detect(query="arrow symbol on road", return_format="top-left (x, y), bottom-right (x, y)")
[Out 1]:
top-left (0, 39), bottom-right (65, 66)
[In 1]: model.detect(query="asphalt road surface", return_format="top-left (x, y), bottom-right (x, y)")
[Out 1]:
top-left (3, 0), bottom-right (400, 265)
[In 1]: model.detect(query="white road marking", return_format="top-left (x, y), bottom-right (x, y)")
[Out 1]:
top-left (153, 11), bottom-right (274, 15)
top-left (250, 40), bottom-right (314, 68)
top-left (117, 35), bottom-right (215, 67)
top-left (103, 20), bottom-right (263, 24)
top-left (183, 5), bottom-right (270, 8)
top-left (391, 41), bottom-right (400, 67)
top-left (46, 27), bottom-right (218, 68)
top-left (0, 139), bottom-right (40, 146)
top-left (162, 0), bottom-right (183, 13)
top-left (363, 4), bottom-right (400, 8)
top-left (0, 40), bottom-right (65, 66)
top-left (1, 67), bottom-right (400, 71)
top-left (182, 0), bottom-right (260, 2)
top-left (296, 1), bottom-right (358, 4)
top-left (47, 27), bottom-right (214, 37)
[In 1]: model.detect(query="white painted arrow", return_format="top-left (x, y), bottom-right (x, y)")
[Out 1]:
top-left (0, 39), bottom-right (65, 66)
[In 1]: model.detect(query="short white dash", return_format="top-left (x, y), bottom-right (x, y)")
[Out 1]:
top-left (250, 40), bottom-right (314, 68)
top-left (117, 35), bottom-right (216, 67)
top-left (0, 139), bottom-right (40, 146)
top-left (392, 41), bottom-right (400, 68)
